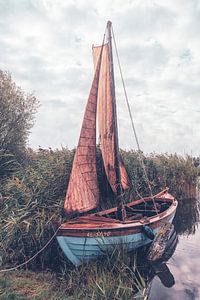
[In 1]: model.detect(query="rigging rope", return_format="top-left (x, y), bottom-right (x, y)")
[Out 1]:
top-left (111, 26), bottom-right (158, 214)
top-left (0, 226), bottom-right (60, 273)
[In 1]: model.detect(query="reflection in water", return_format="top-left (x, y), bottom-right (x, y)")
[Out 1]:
top-left (153, 263), bottom-right (175, 288)
top-left (130, 196), bottom-right (200, 299)
top-left (173, 198), bottom-right (200, 235)
top-left (148, 196), bottom-right (200, 299)
top-left (132, 229), bottom-right (178, 299)
top-left (95, 196), bottom-right (200, 299)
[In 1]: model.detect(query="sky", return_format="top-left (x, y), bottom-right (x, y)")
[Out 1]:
top-left (0, 0), bottom-right (200, 155)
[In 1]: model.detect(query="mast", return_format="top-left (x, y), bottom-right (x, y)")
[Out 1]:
top-left (107, 21), bottom-right (123, 207)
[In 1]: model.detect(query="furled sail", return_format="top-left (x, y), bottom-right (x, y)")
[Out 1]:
top-left (92, 44), bottom-right (130, 193)
top-left (64, 54), bottom-right (103, 214)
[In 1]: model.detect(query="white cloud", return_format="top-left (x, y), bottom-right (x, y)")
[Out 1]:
top-left (0, 0), bottom-right (199, 155)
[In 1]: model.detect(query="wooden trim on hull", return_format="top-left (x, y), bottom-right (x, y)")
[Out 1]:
top-left (58, 213), bottom-right (175, 237)
top-left (57, 190), bottom-right (178, 237)
top-left (92, 188), bottom-right (175, 216)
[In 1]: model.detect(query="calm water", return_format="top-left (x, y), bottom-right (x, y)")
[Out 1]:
top-left (148, 196), bottom-right (200, 300)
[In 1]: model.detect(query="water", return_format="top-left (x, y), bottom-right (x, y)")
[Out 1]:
top-left (148, 197), bottom-right (200, 300)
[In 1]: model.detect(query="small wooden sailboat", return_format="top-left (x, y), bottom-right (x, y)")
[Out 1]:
top-left (57, 21), bottom-right (178, 266)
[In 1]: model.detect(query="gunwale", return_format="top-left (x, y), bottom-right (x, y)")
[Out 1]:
top-left (58, 189), bottom-right (178, 237)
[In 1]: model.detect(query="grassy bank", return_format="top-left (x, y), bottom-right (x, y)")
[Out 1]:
top-left (0, 249), bottom-right (150, 300)
top-left (0, 271), bottom-right (63, 300)
top-left (0, 269), bottom-right (143, 300)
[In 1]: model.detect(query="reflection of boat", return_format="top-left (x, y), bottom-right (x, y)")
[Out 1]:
top-left (133, 229), bottom-right (178, 299)
top-left (56, 21), bottom-right (178, 266)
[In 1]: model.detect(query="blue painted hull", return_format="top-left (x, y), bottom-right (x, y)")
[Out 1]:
top-left (57, 215), bottom-right (175, 266)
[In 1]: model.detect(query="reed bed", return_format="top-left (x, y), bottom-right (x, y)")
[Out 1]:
top-left (0, 147), bottom-right (198, 283)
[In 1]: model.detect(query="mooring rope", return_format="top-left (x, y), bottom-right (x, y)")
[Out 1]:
top-left (111, 26), bottom-right (158, 214)
top-left (0, 226), bottom-right (60, 273)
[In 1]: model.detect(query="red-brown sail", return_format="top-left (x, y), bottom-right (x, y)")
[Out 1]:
top-left (64, 55), bottom-right (103, 214)
top-left (92, 44), bottom-right (130, 193)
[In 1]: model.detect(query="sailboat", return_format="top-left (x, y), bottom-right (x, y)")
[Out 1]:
top-left (57, 21), bottom-right (178, 266)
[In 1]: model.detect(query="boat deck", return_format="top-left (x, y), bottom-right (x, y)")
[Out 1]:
top-left (59, 189), bottom-right (177, 232)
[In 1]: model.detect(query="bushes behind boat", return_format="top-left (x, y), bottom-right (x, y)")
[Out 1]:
top-left (0, 148), bottom-right (198, 270)
top-left (0, 147), bottom-right (73, 271)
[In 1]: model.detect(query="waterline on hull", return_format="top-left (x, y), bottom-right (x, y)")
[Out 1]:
top-left (57, 216), bottom-right (175, 266)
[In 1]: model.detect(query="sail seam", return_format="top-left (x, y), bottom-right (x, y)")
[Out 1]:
top-left (79, 137), bottom-right (96, 139)
top-left (83, 117), bottom-right (95, 122)
top-left (78, 162), bottom-right (96, 165)
top-left (64, 33), bottom-right (106, 213)
top-left (77, 155), bottom-right (95, 157)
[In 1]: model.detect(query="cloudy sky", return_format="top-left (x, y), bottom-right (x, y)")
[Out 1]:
top-left (0, 0), bottom-right (200, 155)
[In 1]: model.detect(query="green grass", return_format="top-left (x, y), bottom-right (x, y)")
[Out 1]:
top-left (0, 256), bottom-right (150, 300)
top-left (0, 271), bottom-right (67, 300)
top-left (0, 246), bottom-right (153, 299)
top-left (0, 148), bottom-right (198, 271)
top-left (0, 148), bottom-right (198, 299)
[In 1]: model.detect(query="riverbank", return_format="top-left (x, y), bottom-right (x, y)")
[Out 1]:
top-left (0, 271), bottom-right (64, 300)
top-left (0, 255), bottom-right (146, 299)
top-left (0, 150), bottom-right (199, 299)
top-left (1, 197), bottom-right (199, 300)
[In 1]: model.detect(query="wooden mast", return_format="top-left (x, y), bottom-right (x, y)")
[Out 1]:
top-left (107, 21), bottom-right (125, 219)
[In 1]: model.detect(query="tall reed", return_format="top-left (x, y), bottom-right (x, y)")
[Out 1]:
top-left (0, 148), bottom-right (198, 271)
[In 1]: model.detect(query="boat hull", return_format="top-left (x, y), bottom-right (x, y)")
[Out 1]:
top-left (58, 221), bottom-right (170, 266)
top-left (57, 215), bottom-right (175, 266)
top-left (57, 190), bottom-right (177, 266)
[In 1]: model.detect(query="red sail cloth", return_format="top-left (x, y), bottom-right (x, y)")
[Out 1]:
top-left (64, 58), bottom-right (102, 214)
top-left (92, 44), bottom-right (130, 193)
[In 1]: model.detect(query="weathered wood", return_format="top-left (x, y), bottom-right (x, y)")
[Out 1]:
top-left (126, 213), bottom-right (143, 220)
top-left (147, 222), bottom-right (175, 262)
